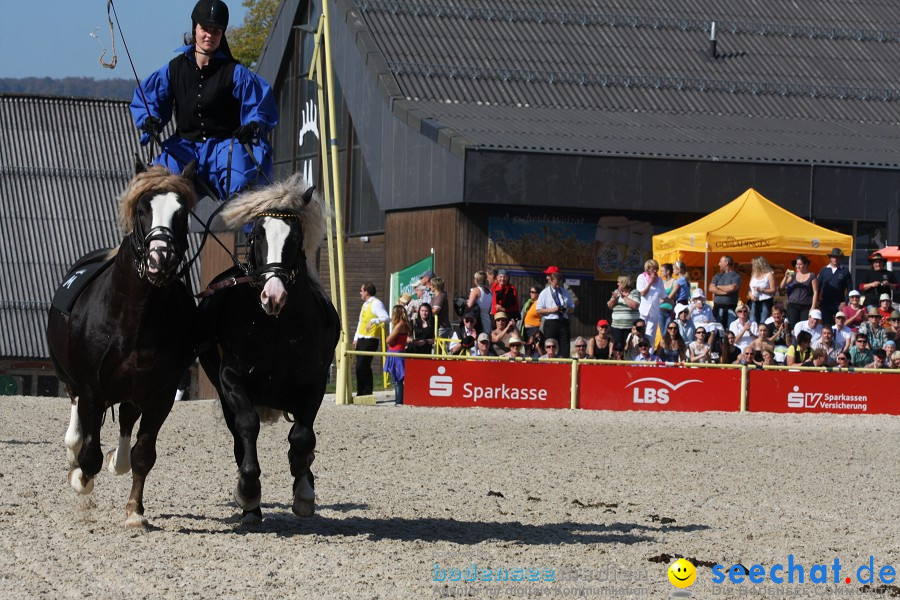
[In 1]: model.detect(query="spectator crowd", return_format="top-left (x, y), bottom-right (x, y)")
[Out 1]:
top-left (358, 248), bottom-right (900, 400)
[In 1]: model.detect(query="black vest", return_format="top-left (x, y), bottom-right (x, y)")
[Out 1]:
top-left (168, 52), bottom-right (241, 142)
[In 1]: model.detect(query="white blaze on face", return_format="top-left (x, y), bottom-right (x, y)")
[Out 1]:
top-left (147, 192), bottom-right (181, 272)
top-left (260, 217), bottom-right (290, 315)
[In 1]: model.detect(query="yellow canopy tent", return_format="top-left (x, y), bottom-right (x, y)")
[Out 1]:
top-left (653, 188), bottom-right (853, 298)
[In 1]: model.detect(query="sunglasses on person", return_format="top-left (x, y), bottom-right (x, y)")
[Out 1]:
top-left (667, 325), bottom-right (678, 330)
top-left (837, 355), bottom-right (849, 361)
top-left (530, 290), bottom-right (538, 294)
top-left (598, 324), bottom-right (609, 328)
top-left (545, 344), bottom-right (557, 349)
top-left (696, 330), bottom-right (706, 335)
top-left (575, 343), bottom-right (587, 348)
top-left (868, 315), bottom-right (880, 319)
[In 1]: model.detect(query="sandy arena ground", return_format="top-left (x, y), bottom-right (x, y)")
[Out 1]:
top-left (0, 394), bottom-right (898, 600)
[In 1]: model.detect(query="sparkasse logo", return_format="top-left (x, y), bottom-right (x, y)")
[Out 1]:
top-left (626, 377), bottom-right (701, 404)
top-left (786, 385), bottom-right (868, 411)
top-left (429, 366), bottom-right (453, 397)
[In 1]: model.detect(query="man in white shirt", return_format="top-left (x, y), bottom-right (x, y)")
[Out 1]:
top-left (353, 282), bottom-right (389, 396)
top-left (536, 272), bottom-right (575, 357)
top-left (792, 308), bottom-right (823, 346)
top-left (831, 312), bottom-right (853, 353)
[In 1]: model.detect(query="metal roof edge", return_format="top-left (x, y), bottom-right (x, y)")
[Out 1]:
top-left (256, 0), bottom-right (302, 81)
top-left (465, 145), bottom-right (900, 171)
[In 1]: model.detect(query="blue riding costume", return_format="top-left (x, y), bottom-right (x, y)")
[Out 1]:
top-left (130, 0), bottom-right (278, 201)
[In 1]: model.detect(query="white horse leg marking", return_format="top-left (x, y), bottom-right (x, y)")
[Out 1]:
top-left (68, 468), bottom-right (94, 495)
top-left (292, 476), bottom-right (316, 517)
top-left (64, 400), bottom-right (82, 467)
top-left (105, 435), bottom-right (132, 475)
top-left (125, 512), bottom-right (148, 530)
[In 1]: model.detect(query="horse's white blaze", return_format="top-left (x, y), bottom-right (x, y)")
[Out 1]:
top-left (64, 401), bottom-right (82, 467)
top-left (260, 217), bottom-right (290, 314)
top-left (106, 435), bottom-right (131, 475)
top-left (147, 192), bottom-right (181, 272)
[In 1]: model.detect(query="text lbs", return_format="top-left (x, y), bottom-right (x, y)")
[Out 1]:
top-left (633, 388), bottom-right (669, 404)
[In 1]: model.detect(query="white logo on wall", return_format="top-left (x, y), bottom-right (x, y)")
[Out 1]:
top-left (786, 385), bottom-right (868, 410)
top-left (626, 377), bottom-right (701, 404)
top-left (298, 99), bottom-right (319, 185)
top-left (788, 385), bottom-right (821, 408)
top-left (429, 366), bottom-right (453, 397)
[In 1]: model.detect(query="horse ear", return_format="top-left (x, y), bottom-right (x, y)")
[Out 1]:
top-left (181, 160), bottom-right (198, 183)
top-left (134, 154), bottom-right (148, 174)
top-left (301, 185), bottom-right (315, 205)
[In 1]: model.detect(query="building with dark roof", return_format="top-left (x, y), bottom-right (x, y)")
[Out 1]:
top-left (256, 0), bottom-right (900, 336)
top-left (0, 94), bottom-right (203, 396)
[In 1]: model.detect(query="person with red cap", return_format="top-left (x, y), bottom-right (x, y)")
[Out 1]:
top-left (586, 319), bottom-right (612, 359)
top-left (544, 265), bottom-right (579, 306)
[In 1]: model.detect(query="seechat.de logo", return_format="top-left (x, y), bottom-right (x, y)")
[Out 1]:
top-left (429, 366), bottom-right (453, 397)
top-left (625, 377), bottom-right (702, 404)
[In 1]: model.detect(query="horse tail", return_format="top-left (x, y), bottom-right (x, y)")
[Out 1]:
top-left (255, 406), bottom-right (284, 424)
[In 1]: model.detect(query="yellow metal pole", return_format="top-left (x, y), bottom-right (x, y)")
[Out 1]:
top-left (321, 0), bottom-right (352, 405)
top-left (740, 364), bottom-right (748, 412)
top-left (381, 325), bottom-right (390, 389)
top-left (569, 359), bottom-right (578, 410)
top-left (308, 16), bottom-right (338, 308)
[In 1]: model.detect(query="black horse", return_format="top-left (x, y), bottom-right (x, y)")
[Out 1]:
top-left (198, 173), bottom-right (339, 522)
top-left (47, 162), bottom-right (198, 529)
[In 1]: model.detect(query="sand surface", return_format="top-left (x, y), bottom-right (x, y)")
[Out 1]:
top-left (0, 395), bottom-right (898, 599)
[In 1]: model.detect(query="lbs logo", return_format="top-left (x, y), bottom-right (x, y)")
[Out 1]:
top-left (626, 377), bottom-right (701, 404)
top-left (429, 366), bottom-right (453, 397)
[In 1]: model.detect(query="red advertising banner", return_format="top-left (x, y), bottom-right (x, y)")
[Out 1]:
top-left (405, 359), bottom-right (571, 409)
top-left (579, 364), bottom-right (742, 412)
top-left (748, 370), bottom-right (900, 415)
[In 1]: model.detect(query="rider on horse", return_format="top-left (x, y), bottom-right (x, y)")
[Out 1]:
top-left (129, 0), bottom-right (278, 201)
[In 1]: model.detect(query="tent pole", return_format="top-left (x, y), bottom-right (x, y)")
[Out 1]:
top-left (704, 242), bottom-right (710, 297)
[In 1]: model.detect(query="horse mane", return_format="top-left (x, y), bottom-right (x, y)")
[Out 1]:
top-left (220, 172), bottom-right (327, 262)
top-left (117, 165), bottom-right (198, 235)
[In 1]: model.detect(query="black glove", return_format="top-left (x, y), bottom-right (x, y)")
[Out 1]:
top-left (235, 122), bottom-right (260, 144)
top-left (141, 116), bottom-right (161, 136)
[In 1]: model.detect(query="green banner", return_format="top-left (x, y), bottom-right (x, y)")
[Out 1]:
top-left (390, 254), bottom-right (433, 308)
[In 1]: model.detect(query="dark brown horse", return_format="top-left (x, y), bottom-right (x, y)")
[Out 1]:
top-left (198, 173), bottom-right (339, 523)
top-left (47, 162), bottom-right (198, 529)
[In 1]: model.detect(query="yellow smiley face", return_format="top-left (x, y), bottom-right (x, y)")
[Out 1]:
top-left (668, 558), bottom-right (697, 588)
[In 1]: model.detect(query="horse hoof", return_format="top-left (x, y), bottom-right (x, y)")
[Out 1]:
top-left (233, 483), bottom-right (261, 511)
top-left (292, 498), bottom-right (315, 517)
top-left (68, 468), bottom-right (94, 495)
top-left (125, 513), bottom-right (148, 531)
top-left (240, 507), bottom-right (263, 524)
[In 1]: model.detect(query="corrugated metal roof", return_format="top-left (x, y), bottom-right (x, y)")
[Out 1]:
top-left (339, 0), bottom-right (900, 167)
top-left (0, 95), bottom-right (202, 359)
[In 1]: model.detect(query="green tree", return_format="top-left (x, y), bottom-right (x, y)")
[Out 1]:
top-left (229, 0), bottom-right (280, 68)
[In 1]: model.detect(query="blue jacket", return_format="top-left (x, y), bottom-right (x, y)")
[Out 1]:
top-left (130, 45), bottom-right (279, 199)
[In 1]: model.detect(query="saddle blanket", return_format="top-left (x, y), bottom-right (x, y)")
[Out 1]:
top-left (51, 249), bottom-right (115, 316)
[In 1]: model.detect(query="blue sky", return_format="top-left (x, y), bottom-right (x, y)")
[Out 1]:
top-left (0, 1), bottom-right (249, 79)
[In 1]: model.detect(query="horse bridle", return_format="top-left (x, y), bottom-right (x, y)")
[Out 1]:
top-left (245, 212), bottom-right (302, 287)
top-left (130, 207), bottom-right (187, 285)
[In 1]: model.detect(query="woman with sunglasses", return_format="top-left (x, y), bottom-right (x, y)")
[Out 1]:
top-left (688, 328), bottom-right (711, 363)
top-left (656, 322), bottom-right (687, 362)
top-left (729, 303), bottom-right (758, 352)
top-left (781, 254), bottom-right (819, 327)
top-left (586, 319), bottom-right (612, 359)
top-left (835, 352), bottom-right (853, 370)
top-left (520, 285), bottom-right (543, 341)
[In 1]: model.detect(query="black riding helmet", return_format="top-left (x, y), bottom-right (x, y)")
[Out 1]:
top-left (191, 0), bottom-right (229, 30)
